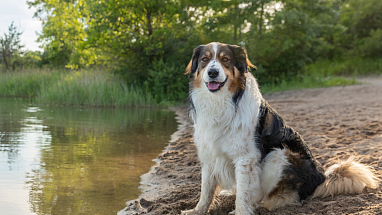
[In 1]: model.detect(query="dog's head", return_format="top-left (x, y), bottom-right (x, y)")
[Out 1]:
top-left (186, 42), bottom-right (255, 103)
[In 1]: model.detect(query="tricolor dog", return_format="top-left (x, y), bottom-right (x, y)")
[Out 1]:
top-left (181, 42), bottom-right (379, 215)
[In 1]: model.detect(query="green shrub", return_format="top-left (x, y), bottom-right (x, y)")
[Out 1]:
top-left (146, 60), bottom-right (188, 104)
top-left (357, 29), bottom-right (382, 58)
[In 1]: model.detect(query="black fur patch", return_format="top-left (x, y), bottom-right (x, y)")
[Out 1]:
top-left (188, 97), bottom-right (196, 121)
top-left (228, 45), bottom-right (248, 75)
top-left (255, 99), bottom-right (326, 200)
top-left (233, 88), bottom-right (245, 108)
top-left (282, 151), bottom-right (326, 200)
top-left (188, 45), bottom-right (204, 79)
top-left (187, 45), bottom-right (204, 120)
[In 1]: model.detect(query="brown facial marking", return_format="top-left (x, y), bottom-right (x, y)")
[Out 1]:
top-left (193, 72), bottom-right (202, 88)
top-left (198, 48), bottom-right (214, 78)
top-left (228, 67), bottom-right (246, 94)
top-left (203, 51), bottom-right (212, 59)
top-left (204, 44), bottom-right (244, 94)
top-left (187, 46), bottom-right (211, 88)
top-left (185, 61), bottom-right (192, 75)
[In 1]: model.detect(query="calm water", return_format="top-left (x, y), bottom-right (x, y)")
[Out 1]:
top-left (0, 98), bottom-right (178, 215)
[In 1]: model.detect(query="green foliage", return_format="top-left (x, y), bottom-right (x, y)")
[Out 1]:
top-left (357, 29), bottom-right (382, 58)
top-left (340, 0), bottom-right (382, 39)
top-left (325, 0), bottom-right (382, 58)
top-left (27, 0), bottom-right (95, 69)
top-left (22, 0), bottom-right (382, 104)
top-left (146, 60), bottom-right (188, 104)
top-left (247, 0), bottom-right (347, 83)
top-left (0, 22), bottom-right (25, 70)
top-left (14, 51), bottom-right (43, 69)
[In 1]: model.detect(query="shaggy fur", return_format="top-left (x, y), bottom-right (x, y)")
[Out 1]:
top-left (181, 42), bottom-right (379, 215)
top-left (312, 156), bottom-right (379, 199)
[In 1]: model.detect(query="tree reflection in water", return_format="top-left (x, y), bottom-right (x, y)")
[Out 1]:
top-left (0, 98), bottom-right (177, 215)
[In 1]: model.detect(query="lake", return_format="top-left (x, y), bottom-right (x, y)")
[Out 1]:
top-left (0, 98), bottom-right (178, 215)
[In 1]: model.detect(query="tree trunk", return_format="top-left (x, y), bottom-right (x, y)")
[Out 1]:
top-left (233, 1), bottom-right (238, 44)
top-left (239, 25), bottom-right (242, 40)
top-left (145, 6), bottom-right (155, 64)
top-left (146, 8), bottom-right (153, 37)
top-left (1, 46), bottom-right (9, 70)
top-left (258, 2), bottom-right (264, 42)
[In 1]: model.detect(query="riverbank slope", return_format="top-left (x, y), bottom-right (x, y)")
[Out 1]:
top-left (119, 78), bottom-right (382, 215)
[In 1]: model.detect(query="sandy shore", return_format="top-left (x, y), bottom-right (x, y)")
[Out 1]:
top-left (119, 78), bottom-right (382, 215)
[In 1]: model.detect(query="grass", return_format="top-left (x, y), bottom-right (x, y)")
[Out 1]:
top-left (0, 69), bottom-right (156, 107)
top-left (0, 69), bottom-right (59, 97)
top-left (260, 56), bottom-right (382, 94)
top-left (306, 57), bottom-right (382, 77)
top-left (260, 75), bottom-right (358, 94)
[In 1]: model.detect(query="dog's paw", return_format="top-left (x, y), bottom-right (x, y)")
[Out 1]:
top-left (181, 209), bottom-right (204, 215)
top-left (218, 190), bottom-right (234, 196)
top-left (228, 209), bottom-right (235, 214)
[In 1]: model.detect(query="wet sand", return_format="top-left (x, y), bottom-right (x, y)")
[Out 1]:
top-left (119, 78), bottom-right (382, 215)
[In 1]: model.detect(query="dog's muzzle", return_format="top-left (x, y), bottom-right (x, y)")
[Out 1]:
top-left (205, 77), bottom-right (228, 93)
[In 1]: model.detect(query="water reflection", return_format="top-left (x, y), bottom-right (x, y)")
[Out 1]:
top-left (0, 98), bottom-right (177, 215)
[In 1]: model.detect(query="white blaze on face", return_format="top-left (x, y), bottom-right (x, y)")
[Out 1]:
top-left (213, 42), bottom-right (218, 59)
top-left (202, 43), bottom-right (227, 84)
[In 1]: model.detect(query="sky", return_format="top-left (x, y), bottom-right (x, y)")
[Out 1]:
top-left (0, 0), bottom-right (42, 51)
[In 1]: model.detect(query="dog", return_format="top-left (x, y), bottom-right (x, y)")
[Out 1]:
top-left (181, 42), bottom-right (379, 215)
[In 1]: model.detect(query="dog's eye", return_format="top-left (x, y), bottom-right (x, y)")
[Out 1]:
top-left (201, 57), bottom-right (209, 62)
top-left (222, 57), bottom-right (229, 62)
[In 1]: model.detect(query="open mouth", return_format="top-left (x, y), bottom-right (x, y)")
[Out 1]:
top-left (205, 77), bottom-right (228, 92)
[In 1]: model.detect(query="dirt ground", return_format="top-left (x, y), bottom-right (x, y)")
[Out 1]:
top-left (119, 77), bottom-right (382, 215)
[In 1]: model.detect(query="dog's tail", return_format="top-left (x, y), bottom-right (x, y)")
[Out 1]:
top-left (312, 156), bottom-right (380, 199)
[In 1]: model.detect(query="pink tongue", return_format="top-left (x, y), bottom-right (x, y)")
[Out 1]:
top-left (208, 82), bottom-right (220, 90)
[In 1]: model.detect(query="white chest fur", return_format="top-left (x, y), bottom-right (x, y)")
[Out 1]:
top-left (190, 74), bottom-right (263, 190)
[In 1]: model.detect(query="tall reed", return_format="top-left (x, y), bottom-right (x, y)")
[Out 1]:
top-left (0, 69), bottom-right (155, 107)
top-left (0, 69), bottom-right (58, 97)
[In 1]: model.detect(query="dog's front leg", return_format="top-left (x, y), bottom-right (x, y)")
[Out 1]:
top-left (234, 158), bottom-right (262, 215)
top-left (181, 163), bottom-right (216, 215)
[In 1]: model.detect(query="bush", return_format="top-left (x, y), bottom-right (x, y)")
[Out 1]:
top-left (357, 29), bottom-right (382, 58)
top-left (145, 60), bottom-right (189, 104)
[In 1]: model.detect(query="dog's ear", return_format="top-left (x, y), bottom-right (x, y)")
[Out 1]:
top-left (228, 45), bottom-right (256, 74)
top-left (185, 45), bottom-right (204, 77)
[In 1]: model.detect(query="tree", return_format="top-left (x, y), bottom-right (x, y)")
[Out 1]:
top-left (0, 22), bottom-right (25, 71)
top-left (27, 0), bottom-right (92, 69)
top-left (339, 0), bottom-right (382, 57)
top-left (27, 0), bottom-right (360, 100)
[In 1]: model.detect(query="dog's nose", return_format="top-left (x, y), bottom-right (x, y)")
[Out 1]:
top-left (208, 69), bottom-right (219, 79)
